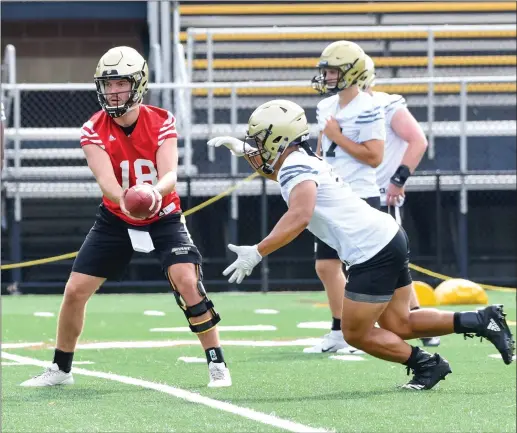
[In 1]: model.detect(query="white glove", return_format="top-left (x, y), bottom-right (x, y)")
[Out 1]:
top-left (222, 244), bottom-right (262, 284)
top-left (207, 136), bottom-right (256, 157)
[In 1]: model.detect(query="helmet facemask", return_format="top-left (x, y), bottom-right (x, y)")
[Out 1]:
top-left (94, 71), bottom-right (145, 118)
top-left (244, 125), bottom-right (290, 175)
top-left (311, 66), bottom-right (346, 95)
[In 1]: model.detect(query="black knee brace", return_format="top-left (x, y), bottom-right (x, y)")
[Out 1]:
top-left (167, 266), bottom-right (221, 334)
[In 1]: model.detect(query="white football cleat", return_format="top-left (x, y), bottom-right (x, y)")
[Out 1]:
top-left (420, 337), bottom-right (441, 347)
top-left (207, 362), bottom-right (232, 388)
top-left (335, 345), bottom-right (365, 355)
top-left (303, 330), bottom-right (353, 353)
top-left (20, 363), bottom-right (74, 387)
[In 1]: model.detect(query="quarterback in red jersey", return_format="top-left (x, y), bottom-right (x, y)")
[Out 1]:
top-left (21, 46), bottom-right (231, 389)
top-left (80, 104), bottom-right (180, 225)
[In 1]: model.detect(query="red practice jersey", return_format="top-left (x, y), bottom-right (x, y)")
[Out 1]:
top-left (80, 105), bottom-right (181, 225)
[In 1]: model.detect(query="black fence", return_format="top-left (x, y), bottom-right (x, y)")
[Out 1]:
top-left (1, 171), bottom-right (515, 295)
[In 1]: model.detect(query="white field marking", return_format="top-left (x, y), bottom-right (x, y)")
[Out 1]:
top-left (151, 325), bottom-right (277, 332)
top-left (2, 342), bottom-right (44, 349)
top-left (297, 322), bottom-right (331, 329)
top-left (329, 355), bottom-right (366, 362)
top-left (1, 360), bottom-right (95, 366)
top-left (33, 312), bottom-right (55, 317)
top-left (297, 322), bottom-right (380, 329)
top-left (254, 309), bottom-right (279, 315)
top-left (144, 310), bottom-right (166, 316)
top-left (489, 354), bottom-right (517, 361)
top-left (178, 357), bottom-right (206, 363)
top-left (73, 338), bottom-right (322, 350)
top-left (1, 352), bottom-right (328, 433)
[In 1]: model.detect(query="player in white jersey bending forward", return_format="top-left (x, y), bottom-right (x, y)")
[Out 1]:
top-left (357, 55), bottom-right (440, 347)
top-left (307, 40), bottom-right (385, 354)
top-left (208, 99), bottom-right (514, 390)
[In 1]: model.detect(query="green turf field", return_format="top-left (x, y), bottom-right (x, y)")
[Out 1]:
top-left (2, 291), bottom-right (516, 432)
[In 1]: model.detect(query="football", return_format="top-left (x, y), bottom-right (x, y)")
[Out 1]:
top-left (123, 185), bottom-right (156, 219)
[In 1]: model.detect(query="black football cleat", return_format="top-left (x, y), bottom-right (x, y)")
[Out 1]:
top-left (401, 353), bottom-right (452, 391)
top-left (470, 305), bottom-right (515, 365)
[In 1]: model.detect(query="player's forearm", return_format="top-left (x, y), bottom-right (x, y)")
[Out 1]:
top-left (257, 210), bottom-right (309, 256)
top-left (155, 171), bottom-right (178, 196)
top-left (333, 134), bottom-right (382, 167)
top-left (97, 176), bottom-right (124, 204)
top-left (399, 137), bottom-right (428, 173)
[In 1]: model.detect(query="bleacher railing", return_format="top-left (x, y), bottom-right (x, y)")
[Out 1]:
top-left (184, 24), bottom-right (517, 160)
top-left (4, 75), bottom-right (515, 186)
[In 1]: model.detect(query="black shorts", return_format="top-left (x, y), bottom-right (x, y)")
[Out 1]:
top-left (314, 196), bottom-right (381, 260)
top-left (380, 205), bottom-right (403, 225)
top-left (344, 228), bottom-right (412, 304)
top-left (72, 204), bottom-right (202, 280)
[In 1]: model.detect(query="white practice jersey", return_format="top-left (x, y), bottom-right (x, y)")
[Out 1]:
top-left (371, 91), bottom-right (409, 206)
top-left (278, 149), bottom-right (399, 267)
top-left (316, 92), bottom-right (385, 199)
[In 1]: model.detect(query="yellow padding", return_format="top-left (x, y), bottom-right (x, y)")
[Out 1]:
top-left (179, 29), bottom-right (516, 42)
top-left (193, 55), bottom-right (516, 70)
top-left (180, 2), bottom-right (516, 15)
top-left (413, 281), bottom-right (437, 307)
top-left (435, 278), bottom-right (489, 305)
top-left (191, 83), bottom-right (516, 97)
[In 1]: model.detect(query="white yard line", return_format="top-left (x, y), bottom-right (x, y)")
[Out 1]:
top-left (1, 351), bottom-right (327, 433)
top-left (2, 342), bottom-right (44, 349)
top-left (2, 338), bottom-right (323, 351)
top-left (74, 338), bottom-right (322, 350)
top-left (144, 310), bottom-right (166, 316)
top-left (254, 309), bottom-right (279, 315)
top-left (150, 325), bottom-right (277, 332)
top-left (33, 312), bottom-right (55, 317)
top-left (488, 353), bottom-right (517, 361)
top-left (178, 356), bottom-right (206, 363)
top-left (297, 322), bottom-right (331, 329)
top-left (1, 360), bottom-right (95, 366)
top-left (329, 355), bottom-right (366, 362)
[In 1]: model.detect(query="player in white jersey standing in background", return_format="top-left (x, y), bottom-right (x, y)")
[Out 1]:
top-left (355, 55), bottom-right (440, 348)
top-left (305, 40), bottom-right (385, 354)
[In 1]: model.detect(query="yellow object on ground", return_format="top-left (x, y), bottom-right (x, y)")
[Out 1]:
top-left (413, 281), bottom-right (438, 306)
top-left (435, 278), bottom-right (489, 305)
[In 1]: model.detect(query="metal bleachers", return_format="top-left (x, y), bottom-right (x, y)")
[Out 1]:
top-left (180, 2), bottom-right (516, 93)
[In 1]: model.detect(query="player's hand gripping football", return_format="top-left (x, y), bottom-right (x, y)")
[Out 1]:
top-left (207, 136), bottom-right (256, 157)
top-left (120, 184), bottom-right (162, 220)
top-left (223, 244), bottom-right (263, 284)
top-left (146, 185), bottom-right (163, 217)
top-left (119, 190), bottom-right (140, 219)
